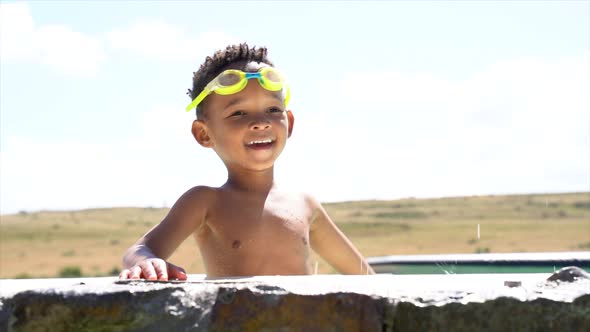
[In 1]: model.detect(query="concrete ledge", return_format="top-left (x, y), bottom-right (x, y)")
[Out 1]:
top-left (1, 271), bottom-right (589, 331)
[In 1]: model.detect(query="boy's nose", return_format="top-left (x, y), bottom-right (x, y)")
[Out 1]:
top-left (249, 118), bottom-right (271, 130)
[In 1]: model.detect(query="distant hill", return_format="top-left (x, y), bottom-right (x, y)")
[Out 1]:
top-left (1, 192), bottom-right (588, 278)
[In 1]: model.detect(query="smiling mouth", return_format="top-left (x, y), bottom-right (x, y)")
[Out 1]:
top-left (246, 138), bottom-right (275, 149)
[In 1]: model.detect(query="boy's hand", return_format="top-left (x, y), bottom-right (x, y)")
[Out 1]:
top-left (119, 258), bottom-right (187, 281)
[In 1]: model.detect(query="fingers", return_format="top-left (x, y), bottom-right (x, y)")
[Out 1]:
top-left (119, 269), bottom-right (131, 280)
top-left (119, 266), bottom-right (146, 280)
top-left (129, 265), bottom-right (143, 279)
top-left (167, 262), bottom-right (188, 281)
top-left (141, 260), bottom-right (163, 280)
top-left (152, 260), bottom-right (168, 281)
top-left (118, 260), bottom-right (187, 281)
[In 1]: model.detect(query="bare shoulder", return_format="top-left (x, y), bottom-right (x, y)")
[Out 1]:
top-left (278, 190), bottom-right (321, 210)
top-left (172, 185), bottom-right (217, 208)
top-left (164, 185), bottom-right (219, 226)
top-left (300, 192), bottom-right (322, 209)
top-left (181, 185), bottom-right (218, 202)
top-left (297, 192), bottom-right (328, 227)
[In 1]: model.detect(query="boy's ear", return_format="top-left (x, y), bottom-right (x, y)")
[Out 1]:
top-left (287, 110), bottom-right (295, 138)
top-left (191, 120), bottom-right (213, 148)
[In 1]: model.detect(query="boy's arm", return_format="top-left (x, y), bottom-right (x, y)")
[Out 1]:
top-left (120, 186), bottom-right (212, 280)
top-left (308, 196), bottom-right (375, 275)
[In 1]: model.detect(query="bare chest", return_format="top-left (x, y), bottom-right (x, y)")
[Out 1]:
top-left (201, 195), bottom-right (312, 251)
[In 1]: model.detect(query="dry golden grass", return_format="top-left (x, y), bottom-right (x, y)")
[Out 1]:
top-left (1, 192), bottom-right (588, 278)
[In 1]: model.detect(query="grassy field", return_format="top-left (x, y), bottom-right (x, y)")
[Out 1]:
top-left (1, 192), bottom-right (588, 278)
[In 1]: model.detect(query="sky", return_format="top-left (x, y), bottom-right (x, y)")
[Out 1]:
top-left (0, 1), bottom-right (589, 214)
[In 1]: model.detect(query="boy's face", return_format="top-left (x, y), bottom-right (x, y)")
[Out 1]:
top-left (192, 61), bottom-right (294, 172)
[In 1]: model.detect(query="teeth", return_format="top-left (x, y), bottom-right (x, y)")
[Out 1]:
top-left (248, 139), bottom-right (273, 145)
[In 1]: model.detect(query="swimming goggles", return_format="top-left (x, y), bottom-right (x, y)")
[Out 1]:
top-left (185, 67), bottom-right (291, 112)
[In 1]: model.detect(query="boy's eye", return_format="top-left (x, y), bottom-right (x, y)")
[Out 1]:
top-left (268, 107), bottom-right (284, 113)
top-left (229, 110), bottom-right (246, 117)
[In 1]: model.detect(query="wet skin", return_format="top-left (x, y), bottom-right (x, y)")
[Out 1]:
top-left (120, 61), bottom-right (374, 280)
top-left (195, 187), bottom-right (314, 277)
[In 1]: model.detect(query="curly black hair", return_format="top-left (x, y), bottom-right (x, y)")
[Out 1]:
top-left (187, 43), bottom-right (274, 119)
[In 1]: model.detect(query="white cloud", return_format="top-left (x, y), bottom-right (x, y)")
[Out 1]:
top-left (35, 25), bottom-right (106, 76)
top-left (0, 103), bottom-right (222, 214)
top-left (0, 2), bottom-right (35, 60)
top-left (1, 53), bottom-right (588, 213)
top-left (278, 53), bottom-right (590, 201)
top-left (0, 2), bottom-right (106, 76)
top-left (106, 21), bottom-right (240, 60)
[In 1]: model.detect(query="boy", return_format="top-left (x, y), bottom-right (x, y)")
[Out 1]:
top-left (120, 43), bottom-right (374, 280)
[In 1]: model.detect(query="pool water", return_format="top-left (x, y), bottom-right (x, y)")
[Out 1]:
top-left (368, 252), bottom-right (590, 274)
